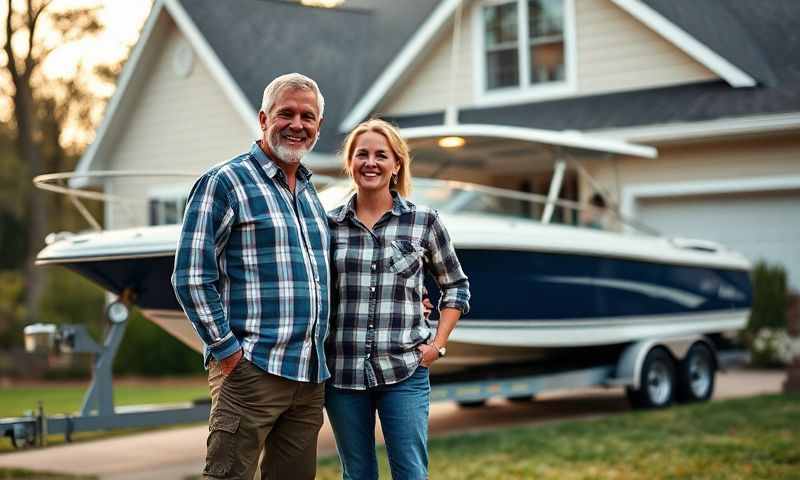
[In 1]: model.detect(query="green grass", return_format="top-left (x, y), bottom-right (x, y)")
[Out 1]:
top-left (0, 468), bottom-right (96, 479)
top-left (0, 379), bottom-right (209, 453)
top-left (316, 393), bottom-right (800, 480)
top-left (0, 381), bottom-right (209, 418)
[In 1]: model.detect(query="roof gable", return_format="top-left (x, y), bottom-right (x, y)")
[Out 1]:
top-left (612, 0), bottom-right (771, 87)
top-left (179, 0), bottom-right (439, 153)
top-left (640, 0), bottom-right (777, 86)
top-left (75, 0), bottom-right (439, 179)
top-left (74, 0), bottom-right (259, 182)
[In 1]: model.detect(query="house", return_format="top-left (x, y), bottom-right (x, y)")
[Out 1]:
top-left (74, 0), bottom-right (800, 288)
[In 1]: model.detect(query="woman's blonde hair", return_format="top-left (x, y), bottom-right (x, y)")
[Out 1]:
top-left (341, 119), bottom-right (412, 197)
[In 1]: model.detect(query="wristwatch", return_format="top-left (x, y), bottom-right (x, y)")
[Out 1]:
top-left (433, 342), bottom-right (447, 358)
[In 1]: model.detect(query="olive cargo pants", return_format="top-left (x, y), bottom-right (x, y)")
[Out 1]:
top-left (205, 359), bottom-right (324, 479)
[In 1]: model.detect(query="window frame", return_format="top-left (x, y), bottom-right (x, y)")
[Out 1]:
top-left (473, 0), bottom-right (577, 107)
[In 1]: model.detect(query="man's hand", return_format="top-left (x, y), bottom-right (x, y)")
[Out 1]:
top-left (417, 343), bottom-right (439, 368)
top-left (220, 349), bottom-right (244, 376)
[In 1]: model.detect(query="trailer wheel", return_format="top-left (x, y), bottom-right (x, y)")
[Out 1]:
top-left (457, 399), bottom-right (487, 408)
top-left (626, 348), bottom-right (676, 409)
top-left (676, 343), bottom-right (716, 403)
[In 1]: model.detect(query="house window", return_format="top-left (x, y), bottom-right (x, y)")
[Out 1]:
top-left (149, 195), bottom-right (187, 226)
top-left (482, 0), bottom-right (569, 93)
top-left (528, 0), bottom-right (565, 84)
top-left (484, 2), bottom-right (520, 89)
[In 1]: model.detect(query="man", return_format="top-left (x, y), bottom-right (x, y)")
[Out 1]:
top-left (172, 73), bottom-right (330, 480)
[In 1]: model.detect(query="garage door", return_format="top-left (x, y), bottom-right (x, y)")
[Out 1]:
top-left (636, 190), bottom-right (800, 289)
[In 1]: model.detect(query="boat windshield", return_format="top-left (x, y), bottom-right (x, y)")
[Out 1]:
top-left (317, 179), bottom-right (622, 228)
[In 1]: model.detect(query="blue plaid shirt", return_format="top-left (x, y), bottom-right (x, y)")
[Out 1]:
top-left (172, 142), bottom-right (330, 383)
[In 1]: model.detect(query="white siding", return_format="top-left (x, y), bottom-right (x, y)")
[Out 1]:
top-left (105, 21), bottom-right (253, 229)
top-left (576, 0), bottom-right (716, 94)
top-left (382, 0), bottom-right (716, 116)
top-left (585, 136), bottom-right (800, 190)
top-left (383, 1), bottom-right (475, 116)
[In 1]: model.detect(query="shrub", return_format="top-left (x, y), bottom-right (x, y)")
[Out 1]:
top-left (747, 261), bottom-right (788, 332)
top-left (745, 261), bottom-right (790, 367)
top-left (0, 270), bottom-right (25, 348)
top-left (113, 309), bottom-right (204, 377)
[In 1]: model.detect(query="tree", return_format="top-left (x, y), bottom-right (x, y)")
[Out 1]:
top-left (1, 0), bottom-right (102, 322)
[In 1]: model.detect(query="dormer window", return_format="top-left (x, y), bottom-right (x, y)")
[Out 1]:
top-left (477, 0), bottom-right (575, 104)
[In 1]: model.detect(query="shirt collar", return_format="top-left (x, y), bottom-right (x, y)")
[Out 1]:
top-left (249, 141), bottom-right (313, 184)
top-left (331, 189), bottom-right (412, 224)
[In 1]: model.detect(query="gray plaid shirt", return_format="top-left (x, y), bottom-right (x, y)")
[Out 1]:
top-left (327, 192), bottom-right (470, 389)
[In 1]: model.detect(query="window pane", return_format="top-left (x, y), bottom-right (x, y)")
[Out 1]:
top-left (528, 0), bottom-right (563, 38)
top-left (484, 2), bottom-right (518, 48)
top-left (530, 41), bottom-right (564, 83)
top-left (487, 49), bottom-right (519, 89)
top-left (529, 0), bottom-right (564, 84)
top-left (162, 200), bottom-right (180, 225)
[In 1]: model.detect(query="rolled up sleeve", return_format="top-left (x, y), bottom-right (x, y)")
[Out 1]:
top-left (425, 211), bottom-right (470, 314)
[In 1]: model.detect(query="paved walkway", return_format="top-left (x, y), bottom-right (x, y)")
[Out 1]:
top-left (0, 368), bottom-right (786, 479)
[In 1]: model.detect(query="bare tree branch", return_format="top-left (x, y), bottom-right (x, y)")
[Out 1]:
top-left (4, 0), bottom-right (18, 84)
top-left (23, 0), bottom-right (51, 78)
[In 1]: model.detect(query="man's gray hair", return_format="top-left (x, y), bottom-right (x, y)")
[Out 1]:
top-left (260, 73), bottom-right (325, 118)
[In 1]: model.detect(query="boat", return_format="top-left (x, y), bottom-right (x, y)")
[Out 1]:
top-left (35, 175), bottom-right (752, 373)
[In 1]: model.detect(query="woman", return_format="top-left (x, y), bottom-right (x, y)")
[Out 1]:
top-left (325, 119), bottom-right (471, 480)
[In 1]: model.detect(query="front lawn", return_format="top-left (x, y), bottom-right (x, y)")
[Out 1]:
top-left (316, 393), bottom-right (800, 479)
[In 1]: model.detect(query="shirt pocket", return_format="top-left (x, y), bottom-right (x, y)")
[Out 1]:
top-left (388, 240), bottom-right (424, 279)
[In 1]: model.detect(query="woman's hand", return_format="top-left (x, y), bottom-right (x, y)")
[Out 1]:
top-left (417, 343), bottom-right (440, 368)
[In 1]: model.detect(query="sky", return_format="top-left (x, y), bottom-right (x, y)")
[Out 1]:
top-left (40, 0), bottom-right (153, 80)
top-left (1, 0), bottom-right (154, 141)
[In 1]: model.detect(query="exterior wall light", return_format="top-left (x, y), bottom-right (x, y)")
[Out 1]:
top-left (300, 0), bottom-right (345, 7)
top-left (438, 136), bottom-right (466, 148)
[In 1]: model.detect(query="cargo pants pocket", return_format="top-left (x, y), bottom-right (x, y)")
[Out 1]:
top-left (203, 413), bottom-right (241, 478)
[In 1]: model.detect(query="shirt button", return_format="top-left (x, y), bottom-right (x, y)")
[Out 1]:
top-left (370, 286), bottom-right (376, 292)
top-left (371, 263), bottom-right (376, 270)
top-left (368, 324), bottom-right (374, 328)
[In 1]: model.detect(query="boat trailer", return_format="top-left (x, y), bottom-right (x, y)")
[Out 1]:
top-left (0, 298), bottom-right (210, 449)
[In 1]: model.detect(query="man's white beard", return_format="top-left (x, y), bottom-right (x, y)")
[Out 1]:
top-left (268, 129), bottom-right (318, 165)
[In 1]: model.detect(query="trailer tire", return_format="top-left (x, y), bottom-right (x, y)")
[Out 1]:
top-left (676, 343), bottom-right (716, 403)
top-left (626, 347), bottom-right (676, 409)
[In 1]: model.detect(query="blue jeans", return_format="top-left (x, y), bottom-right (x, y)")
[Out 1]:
top-left (325, 367), bottom-right (431, 480)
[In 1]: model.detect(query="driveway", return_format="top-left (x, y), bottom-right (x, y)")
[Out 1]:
top-left (0, 368), bottom-right (786, 480)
